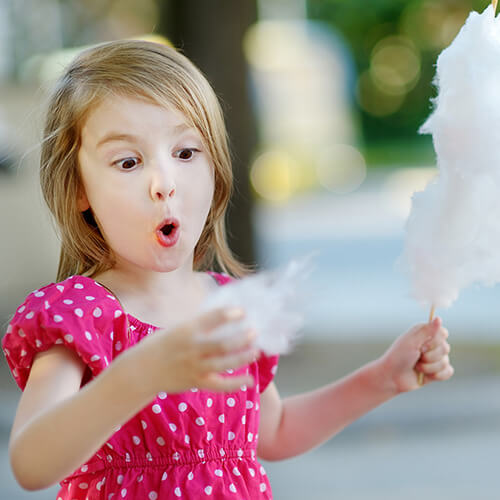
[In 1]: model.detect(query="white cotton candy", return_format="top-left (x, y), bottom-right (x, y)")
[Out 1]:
top-left (200, 258), bottom-right (312, 355)
top-left (400, 5), bottom-right (500, 309)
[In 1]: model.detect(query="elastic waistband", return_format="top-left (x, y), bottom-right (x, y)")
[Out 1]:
top-left (66, 447), bottom-right (257, 480)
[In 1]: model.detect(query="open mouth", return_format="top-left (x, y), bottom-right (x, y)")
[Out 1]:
top-left (156, 218), bottom-right (180, 247)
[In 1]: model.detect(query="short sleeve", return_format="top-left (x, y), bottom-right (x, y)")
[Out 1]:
top-left (256, 352), bottom-right (279, 393)
top-left (1, 278), bottom-right (123, 390)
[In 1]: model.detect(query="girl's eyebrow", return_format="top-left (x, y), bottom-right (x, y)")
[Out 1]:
top-left (96, 124), bottom-right (195, 149)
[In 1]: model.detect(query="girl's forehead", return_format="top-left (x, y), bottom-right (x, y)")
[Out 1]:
top-left (80, 94), bottom-right (197, 145)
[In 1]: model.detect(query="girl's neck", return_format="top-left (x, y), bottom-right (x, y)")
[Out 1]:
top-left (91, 260), bottom-right (217, 328)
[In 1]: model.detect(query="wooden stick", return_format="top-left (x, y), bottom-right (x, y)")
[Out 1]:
top-left (417, 305), bottom-right (435, 385)
top-left (494, 0), bottom-right (498, 14)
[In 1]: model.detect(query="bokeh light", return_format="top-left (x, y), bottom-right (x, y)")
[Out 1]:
top-left (315, 144), bottom-right (367, 194)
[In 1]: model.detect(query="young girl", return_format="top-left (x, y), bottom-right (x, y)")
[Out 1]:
top-left (2, 40), bottom-right (453, 500)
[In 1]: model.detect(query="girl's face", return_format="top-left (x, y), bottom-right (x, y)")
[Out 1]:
top-left (77, 94), bottom-right (215, 273)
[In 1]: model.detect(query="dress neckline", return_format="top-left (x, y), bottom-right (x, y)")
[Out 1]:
top-left (73, 272), bottom-right (226, 332)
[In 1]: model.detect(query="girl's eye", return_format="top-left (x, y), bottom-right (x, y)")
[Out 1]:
top-left (175, 148), bottom-right (199, 161)
top-left (114, 158), bottom-right (139, 170)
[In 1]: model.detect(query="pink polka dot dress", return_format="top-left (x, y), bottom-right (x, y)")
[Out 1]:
top-left (2, 273), bottom-right (279, 499)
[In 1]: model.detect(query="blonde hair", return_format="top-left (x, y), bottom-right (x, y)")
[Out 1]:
top-left (40, 39), bottom-right (250, 281)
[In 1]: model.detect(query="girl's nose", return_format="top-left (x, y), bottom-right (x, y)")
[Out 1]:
top-left (150, 164), bottom-right (176, 201)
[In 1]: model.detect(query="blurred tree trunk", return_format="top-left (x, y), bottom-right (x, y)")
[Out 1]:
top-left (157, 0), bottom-right (258, 268)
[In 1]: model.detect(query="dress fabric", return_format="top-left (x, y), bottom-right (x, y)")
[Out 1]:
top-left (2, 273), bottom-right (279, 499)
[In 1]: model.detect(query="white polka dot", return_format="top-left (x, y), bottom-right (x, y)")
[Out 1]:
top-left (232, 466), bottom-right (241, 476)
top-left (260, 483), bottom-right (267, 492)
top-left (141, 420), bottom-right (148, 429)
top-left (107, 455), bottom-right (113, 462)
top-left (173, 452), bottom-right (180, 461)
top-left (79, 482), bottom-right (89, 489)
top-left (63, 299), bottom-right (74, 305)
top-left (158, 392), bottom-right (167, 399)
top-left (18, 305), bottom-right (26, 313)
top-left (107, 294), bottom-right (116, 300)
top-left (121, 488), bottom-right (127, 497)
top-left (64, 334), bottom-right (74, 343)
top-left (184, 434), bottom-right (190, 444)
top-left (206, 398), bottom-right (213, 407)
top-left (91, 355), bottom-right (100, 362)
top-left (18, 329), bottom-right (25, 337)
top-left (157, 436), bottom-right (165, 446)
top-left (34, 291), bottom-right (45, 297)
top-left (174, 487), bottom-right (181, 497)
top-left (214, 469), bottom-right (223, 477)
top-left (204, 486), bottom-right (212, 495)
top-left (86, 296), bottom-right (95, 301)
top-left (75, 308), bottom-right (84, 318)
top-left (226, 368), bottom-right (234, 374)
top-left (190, 387), bottom-right (198, 392)
top-left (271, 364), bottom-right (278, 374)
top-left (125, 452), bottom-right (130, 461)
top-left (149, 492), bottom-right (158, 500)
top-left (93, 307), bottom-right (103, 318)
top-left (35, 339), bottom-right (42, 348)
top-left (147, 452), bottom-right (153, 461)
top-left (207, 431), bottom-right (213, 441)
top-left (227, 397), bottom-right (235, 407)
top-left (54, 315), bottom-right (63, 323)
top-left (85, 331), bottom-right (93, 341)
top-left (137, 475), bottom-right (143, 483)
top-left (74, 283), bottom-right (84, 289)
top-left (218, 414), bottom-right (225, 423)
top-left (44, 300), bottom-right (50, 309)
top-left (110, 331), bottom-right (114, 340)
top-left (240, 384), bottom-right (247, 392)
top-left (55, 338), bottom-right (63, 344)
top-left (195, 417), bottom-right (205, 426)
top-left (115, 341), bottom-right (122, 351)
top-left (228, 431), bottom-right (235, 441)
top-left (106, 442), bottom-right (114, 449)
top-left (241, 415), bottom-right (246, 425)
top-left (25, 311), bottom-right (34, 319)
top-left (260, 466), bottom-right (266, 475)
top-left (188, 472), bottom-right (194, 480)
top-left (246, 401), bottom-right (254, 409)
top-left (198, 449), bottom-right (205, 459)
top-left (169, 423), bottom-right (177, 432)
top-left (114, 310), bottom-right (123, 318)
top-left (249, 468), bottom-right (255, 477)
top-left (117, 475), bottom-right (124, 485)
top-left (237, 449), bottom-right (243, 457)
top-left (56, 285), bottom-right (65, 292)
top-left (178, 402), bottom-right (187, 412)
top-left (247, 432), bottom-right (253, 442)
top-left (220, 448), bottom-right (225, 456)
top-left (162, 472), bottom-right (168, 481)
top-left (229, 484), bottom-right (237, 493)
top-left (132, 436), bottom-right (141, 445)
top-left (6, 324), bottom-right (12, 333)
top-left (256, 402), bottom-right (260, 410)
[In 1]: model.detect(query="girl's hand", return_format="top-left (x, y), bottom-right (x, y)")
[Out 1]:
top-left (378, 317), bottom-right (454, 394)
top-left (136, 308), bottom-right (257, 395)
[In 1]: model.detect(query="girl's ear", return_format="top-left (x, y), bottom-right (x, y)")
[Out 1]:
top-left (77, 189), bottom-right (90, 212)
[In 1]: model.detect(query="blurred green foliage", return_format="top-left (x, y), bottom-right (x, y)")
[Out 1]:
top-left (307, 0), bottom-right (490, 165)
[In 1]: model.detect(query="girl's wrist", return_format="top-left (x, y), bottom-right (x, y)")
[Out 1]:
top-left (364, 357), bottom-right (401, 399)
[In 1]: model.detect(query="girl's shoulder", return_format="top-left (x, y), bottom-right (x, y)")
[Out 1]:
top-left (2, 275), bottom-right (127, 390)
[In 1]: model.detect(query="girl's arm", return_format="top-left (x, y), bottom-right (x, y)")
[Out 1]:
top-left (257, 318), bottom-right (453, 461)
top-left (9, 308), bottom-right (257, 491)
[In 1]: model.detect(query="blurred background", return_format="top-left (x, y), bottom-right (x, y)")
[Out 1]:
top-left (1, 0), bottom-right (500, 498)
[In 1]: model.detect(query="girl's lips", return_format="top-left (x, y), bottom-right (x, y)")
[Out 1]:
top-left (155, 218), bottom-right (180, 248)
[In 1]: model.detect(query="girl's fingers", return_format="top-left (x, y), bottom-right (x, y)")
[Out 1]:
top-left (429, 364), bottom-right (454, 381)
top-left (421, 328), bottom-right (449, 352)
top-left (198, 328), bottom-right (257, 357)
top-left (193, 307), bottom-right (245, 335)
top-left (421, 341), bottom-right (451, 363)
top-left (417, 355), bottom-right (450, 375)
top-left (199, 348), bottom-right (259, 374)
